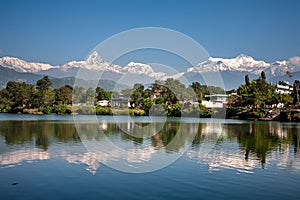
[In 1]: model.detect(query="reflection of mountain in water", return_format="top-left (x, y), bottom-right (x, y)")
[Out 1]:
top-left (0, 120), bottom-right (299, 174)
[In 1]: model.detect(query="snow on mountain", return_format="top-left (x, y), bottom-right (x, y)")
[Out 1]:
top-left (61, 51), bottom-right (122, 73)
top-left (186, 54), bottom-right (300, 78)
top-left (45, 52), bottom-right (164, 77)
top-left (122, 62), bottom-right (166, 79)
top-left (2, 53), bottom-right (300, 83)
top-left (0, 56), bottom-right (57, 73)
top-left (187, 54), bottom-right (271, 75)
top-left (61, 60), bottom-right (85, 69)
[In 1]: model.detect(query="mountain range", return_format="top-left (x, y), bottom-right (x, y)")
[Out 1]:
top-left (1, 52), bottom-right (300, 90)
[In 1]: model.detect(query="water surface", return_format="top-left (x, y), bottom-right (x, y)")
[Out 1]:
top-left (0, 114), bottom-right (299, 200)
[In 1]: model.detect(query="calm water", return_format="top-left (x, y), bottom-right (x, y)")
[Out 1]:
top-left (0, 113), bottom-right (299, 200)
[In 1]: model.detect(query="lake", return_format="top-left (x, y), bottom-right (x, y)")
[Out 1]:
top-left (0, 113), bottom-right (299, 200)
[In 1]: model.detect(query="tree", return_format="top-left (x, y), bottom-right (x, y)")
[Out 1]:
top-left (133, 83), bottom-right (144, 92)
top-left (261, 71), bottom-right (266, 82)
top-left (130, 83), bottom-right (144, 108)
top-left (143, 88), bottom-right (152, 99)
top-left (293, 81), bottom-right (300, 106)
top-left (245, 75), bottom-right (250, 86)
top-left (162, 78), bottom-right (186, 103)
top-left (4, 81), bottom-right (36, 109)
top-left (73, 86), bottom-right (86, 104)
top-left (86, 87), bottom-right (96, 104)
top-left (237, 71), bottom-right (277, 108)
top-left (36, 76), bottom-right (53, 107)
top-left (190, 82), bottom-right (207, 101)
top-left (95, 87), bottom-right (111, 101)
top-left (36, 76), bottom-right (52, 91)
top-left (54, 85), bottom-right (73, 105)
top-left (121, 88), bottom-right (134, 98)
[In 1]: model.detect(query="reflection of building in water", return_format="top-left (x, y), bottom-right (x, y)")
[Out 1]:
top-left (201, 122), bottom-right (226, 138)
top-left (267, 122), bottom-right (288, 138)
top-left (99, 120), bottom-right (108, 131)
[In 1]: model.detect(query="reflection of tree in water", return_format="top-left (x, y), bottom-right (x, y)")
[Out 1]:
top-left (189, 122), bottom-right (300, 168)
top-left (289, 126), bottom-right (300, 154)
top-left (35, 132), bottom-right (50, 151)
top-left (1, 120), bottom-right (299, 163)
top-left (0, 121), bottom-right (80, 151)
top-left (151, 122), bottom-right (197, 153)
top-left (228, 123), bottom-right (299, 168)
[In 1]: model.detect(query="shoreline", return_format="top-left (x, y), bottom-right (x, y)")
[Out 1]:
top-left (1, 108), bottom-right (300, 122)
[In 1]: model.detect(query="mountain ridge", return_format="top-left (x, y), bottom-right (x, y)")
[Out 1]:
top-left (1, 53), bottom-right (300, 89)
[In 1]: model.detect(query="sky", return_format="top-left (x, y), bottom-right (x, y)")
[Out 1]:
top-left (0, 0), bottom-right (300, 66)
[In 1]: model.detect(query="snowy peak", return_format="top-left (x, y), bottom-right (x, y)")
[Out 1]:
top-left (188, 54), bottom-right (272, 75)
top-left (2, 53), bottom-right (300, 81)
top-left (0, 56), bottom-right (57, 73)
top-left (123, 62), bottom-right (166, 79)
top-left (85, 51), bottom-right (106, 66)
top-left (123, 62), bottom-right (155, 74)
top-left (60, 51), bottom-right (121, 73)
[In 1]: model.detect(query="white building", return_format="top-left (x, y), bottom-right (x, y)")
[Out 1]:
top-left (97, 100), bottom-right (110, 107)
top-left (201, 94), bottom-right (228, 108)
top-left (275, 81), bottom-right (293, 94)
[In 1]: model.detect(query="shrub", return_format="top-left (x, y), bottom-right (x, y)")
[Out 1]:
top-left (292, 112), bottom-right (300, 122)
top-left (167, 104), bottom-right (181, 117)
top-left (130, 109), bottom-right (145, 116)
top-left (75, 106), bottom-right (96, 115)
top-left (95, 107), bottom-right (112, 115)
top-left (40, 107), bottom-right (53, 114)
top-left (53, 104), bottom-right (72, 115)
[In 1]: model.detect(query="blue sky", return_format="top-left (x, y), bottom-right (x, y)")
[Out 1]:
top-left (0, 0), bottom-right (300, 66)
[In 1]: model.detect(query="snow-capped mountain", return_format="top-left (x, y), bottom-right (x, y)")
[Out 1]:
top-left (0, 56), bottom-right (57, 73)
top-left (186, 54), bottom-right (300, 77)
top-left (59, 51), bottom-right (121, 73)
top-left (122, 62), bottom-right (166, 79)
top-left (1, 52), bottom-right (300, 89)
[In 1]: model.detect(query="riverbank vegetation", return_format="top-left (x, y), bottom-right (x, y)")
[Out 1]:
top-left (0, 73), bottom-right (300, 121)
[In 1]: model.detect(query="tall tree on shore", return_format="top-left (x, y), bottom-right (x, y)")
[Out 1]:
top-left (293, 80), bottom-right (300, 106)
top-left (36, 76), bottom-right (53, 107)
top-left (190, 82), bottom-right (207, 101)
top-left (95, 87), bottom-right (111, 101)
top-left (5, 81), bottom-right (35, 109)
top-left (245, 75), bottom-right (250, 86)
top-left (130, 83), bottom-right (144, 108)
top-left (54, 85), bottom-right (73, 105)
top-left (261, 71), bottom-right (266, 82)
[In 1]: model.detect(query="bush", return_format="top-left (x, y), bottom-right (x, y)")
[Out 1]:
top-left (53, 104), bottom-right (72, 115)
top-left (279, 111), bottom-right (291, 122)
top-left (292, 112), bottom-right (300, 122)
top-left (181, 107), bottom-right (200, 118)
top-left (95, 107), bottom-right (112, 115)
top-left (167, 104), bottom-right (181, 117)
top-left (40, 107), bottom-right (53, 114)
top-left (149, 104), bottom-right (167, 116)
top-left (75, 106), bottom-right (96, 115)
top-left (130, 109), bottom-right (145, 116)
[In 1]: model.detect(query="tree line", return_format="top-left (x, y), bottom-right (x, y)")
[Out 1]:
top-left (0, 76), bottom-right (224, 115)
top-left (1, 72), bottom-right (300, 117)
top-left (0, 76), bottom-right (108, 114)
